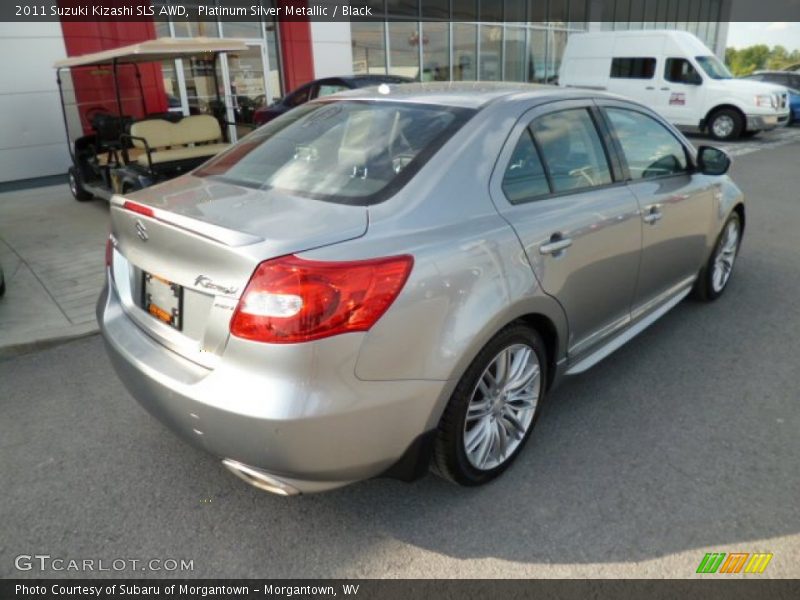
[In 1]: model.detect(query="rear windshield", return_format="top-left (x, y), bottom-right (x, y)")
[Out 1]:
top-left (195, 100), bottom-right (474, 205)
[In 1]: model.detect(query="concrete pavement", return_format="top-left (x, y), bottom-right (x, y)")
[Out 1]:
top-left (0, 185), bottom-right (108, 356)
top-left (1, 139), bottom-right (799, 579)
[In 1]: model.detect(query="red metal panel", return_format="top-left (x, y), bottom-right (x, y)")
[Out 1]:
top-left (59, 21), bottom-right (167, 134)
top-left (278, 20), bottom-right (315, 92)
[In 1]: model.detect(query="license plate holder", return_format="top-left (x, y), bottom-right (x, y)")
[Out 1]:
top-left (142, 272), bottom-right (183, 330)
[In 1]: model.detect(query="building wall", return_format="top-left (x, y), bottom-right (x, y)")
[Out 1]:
top-left (0, 23), bottom-right (71, 183)
top-left (311, 22), bottom-right (354, 78)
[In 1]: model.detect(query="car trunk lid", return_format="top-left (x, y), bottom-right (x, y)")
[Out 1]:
top-left (108, 175), bottom-right (368, 367)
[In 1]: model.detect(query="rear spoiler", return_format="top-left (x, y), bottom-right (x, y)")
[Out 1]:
top-left (110, 195), bottom-right (263, 247)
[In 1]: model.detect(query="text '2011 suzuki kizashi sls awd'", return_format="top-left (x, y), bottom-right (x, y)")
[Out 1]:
top-left (98, 83), bottom-right (745, 495)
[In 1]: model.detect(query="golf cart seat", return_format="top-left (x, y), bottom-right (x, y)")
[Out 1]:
top-left (128, 115), bottom-right (230, 168)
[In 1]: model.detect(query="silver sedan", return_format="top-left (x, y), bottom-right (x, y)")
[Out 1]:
top-left (98, 83), bottom-right (744, 495)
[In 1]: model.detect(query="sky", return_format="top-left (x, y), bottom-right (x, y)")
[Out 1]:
top-left (727, 22), bottom-right (800, 51)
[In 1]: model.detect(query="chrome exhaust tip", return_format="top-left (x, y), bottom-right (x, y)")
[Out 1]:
top-left (222, 459), bottom-right (300, 496)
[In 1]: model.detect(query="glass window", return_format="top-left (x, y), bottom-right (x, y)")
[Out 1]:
top-left (665, 58), bottom-right (703, 84)
top-left (502, 130), bottom-right (550, 204)
top-left (610, 57), bottom-right (656, 79)
top-left (694, 55), bottom-right (733, 80)
top-left (195, 101), bottom-right (474, 205)
top-left (388, 22), bottom-right (420, 80)
top-left (221, 22), bottom-right (262, 39)
top-left (181, 57), bottom-right (222, 117)
top-left (453, 23), bottom-right (477, 81)
top-left (504, 27), bottom-right (526, 82)
top-left (422, 22), bottom-right (450, 82)
top-left (316, 83), bottom-right (349, 98)
top-left (549, 30), bottom-right (568, 84)
top-left (479, 25), bottom-right (502, 81)
top-left (530, 109), bottom-right (612, 193)
top-left (227, 46), bottom-right (267, 132)
top-left (264, 20), bottom-right (283, 102)
top-left (606, 108), bottom-right (687, 179)
top-left (527, 28), bottom-right (547, 83)
top-left (351, 22), bottom-right (387, 75)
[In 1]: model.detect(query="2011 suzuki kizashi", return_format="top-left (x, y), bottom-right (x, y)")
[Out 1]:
top-left (98, 83), bottom-right (744, 495)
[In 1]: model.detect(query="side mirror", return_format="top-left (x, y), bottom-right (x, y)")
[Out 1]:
top-left (697, 146), bottom-right (731, 176)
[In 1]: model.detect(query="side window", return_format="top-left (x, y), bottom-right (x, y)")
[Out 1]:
top-left (790, 75), bottom-right (800, 91)
top-left (317, 83), bottom-right (350, 98)
top-left (605, 108), bottom-right (688, 180)
top-left (665, 58), bottom-right (702, 84)
top-left (501, 130), bottom-right (550, 204)
top-left (530, 109), bottom-right (612, 193)
top-left (610, 57), bottom-right (656, 79)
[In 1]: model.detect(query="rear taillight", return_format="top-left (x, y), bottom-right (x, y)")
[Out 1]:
top-left (230, 254), bottom-right (414, 344)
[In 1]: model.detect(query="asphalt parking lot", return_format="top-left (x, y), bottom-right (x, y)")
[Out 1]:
top-left (1, 130), bottom-right (799, 579)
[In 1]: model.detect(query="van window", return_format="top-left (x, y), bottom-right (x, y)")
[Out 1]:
top-left (530, 109), bottom-right (612, 193)
top-left (501, 130), bottom-right (550, 204)
top-left (694, 56), bottom-right (733, 80)
top-left (605, 108), bottom-right (687, 180)
top-left (665, 59), bottom-right (702, 84)
top-left (610, 57), bottom-right (656, 79)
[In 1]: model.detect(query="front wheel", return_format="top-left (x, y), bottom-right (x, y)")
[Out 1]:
top-left (692, 212), bottom-right (742, 301)
top-left (68, 167), bottom-right (92, 201)
top-left (431, 324), bottom-right (547, 486)
top-left (707, 109), bottom-right (744, 141)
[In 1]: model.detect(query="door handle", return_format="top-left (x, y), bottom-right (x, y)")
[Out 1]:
top-left (660, 87), bottom-right (670, 91)
top-left (645, 86), bottom-right (655, 90)
top-left (539, 234), bottom-right (573, 255)
top-left (642, 205), bottom-right (663, 225)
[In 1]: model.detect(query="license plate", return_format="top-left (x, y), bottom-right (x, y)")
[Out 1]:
top-left (143, 272), bottom-right (183, 330)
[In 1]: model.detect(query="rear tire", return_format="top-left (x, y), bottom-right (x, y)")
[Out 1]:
top-left (707, 108), bottom-right (744, 141)
top-left (692, 212), bottom-right (742, 302)
top-left (68, 167), bottom-right (92, 201)
top-left (431, 323), bottom-right (547, 486)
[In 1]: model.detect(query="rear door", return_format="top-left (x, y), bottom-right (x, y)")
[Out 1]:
top-left (597, 100), bottom-right (715, 316)
top-left (490, 99), bottom-right (642, 357)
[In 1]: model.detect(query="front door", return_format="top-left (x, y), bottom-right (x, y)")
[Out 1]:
top-left (599, 101), bottom-right (714, 315)
top-left (657, 57), bottom-right (706, 126)
top-left (491, 100), bottom-right (642, 357)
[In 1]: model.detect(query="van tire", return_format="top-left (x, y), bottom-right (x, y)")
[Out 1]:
top-left (707, 108), bottom-right (744, 141)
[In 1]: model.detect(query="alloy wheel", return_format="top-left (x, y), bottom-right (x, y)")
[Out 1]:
top-left (463, 343), bottom-right (541, 471)
top-left (711, 219), bottom-right (740, 293)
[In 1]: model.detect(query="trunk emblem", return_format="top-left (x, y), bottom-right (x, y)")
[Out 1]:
top-left (195, 275), bottom-right (238, 295)
top-left (135, 219), bottom-right (148, 241)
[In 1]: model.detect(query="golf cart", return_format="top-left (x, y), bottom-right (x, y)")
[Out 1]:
top-left (55, 38), bottom-right (250, 201)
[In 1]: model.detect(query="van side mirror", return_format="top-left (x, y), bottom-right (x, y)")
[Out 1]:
top-left (697, 146), bottom-right (731, 176)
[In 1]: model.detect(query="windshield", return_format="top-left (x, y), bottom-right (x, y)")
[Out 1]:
top-left (195, 100), bottom-right (474, 205)
top-left (695, 55), bottom-right (733, 80)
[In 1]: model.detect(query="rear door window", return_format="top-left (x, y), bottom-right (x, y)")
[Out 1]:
top-left (501, 130), bottom-right (550, 204)
top-left (605, 108), bottom-right (688, 180)
top-left (530, 109), bottom-right (612, 193)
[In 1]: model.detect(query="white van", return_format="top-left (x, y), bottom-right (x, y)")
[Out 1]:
top-left (559, 30), bottom-right (790, 140)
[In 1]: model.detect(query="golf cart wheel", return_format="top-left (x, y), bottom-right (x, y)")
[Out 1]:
top-left (68, 167), bottom-right (92, 201)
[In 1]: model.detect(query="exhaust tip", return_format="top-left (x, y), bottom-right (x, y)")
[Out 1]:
top-left (222, 459), bottom-right (300, 496)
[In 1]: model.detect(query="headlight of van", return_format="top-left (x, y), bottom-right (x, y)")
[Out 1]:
top-left (755, 94), bottom-right (775, 108)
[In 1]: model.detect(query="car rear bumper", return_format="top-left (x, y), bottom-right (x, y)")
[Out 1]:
top-left (97, 275), bottom-right (447, 494)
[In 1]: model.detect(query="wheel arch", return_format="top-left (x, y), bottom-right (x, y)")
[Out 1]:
top-left (704, 104), bottom-right (746, 131)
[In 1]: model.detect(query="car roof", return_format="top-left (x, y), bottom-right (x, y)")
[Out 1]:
top-left (321, 81), bottom-right (616, 109)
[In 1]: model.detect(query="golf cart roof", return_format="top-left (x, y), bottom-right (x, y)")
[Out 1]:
top-left (54, 37), bottom-right (249, 68)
